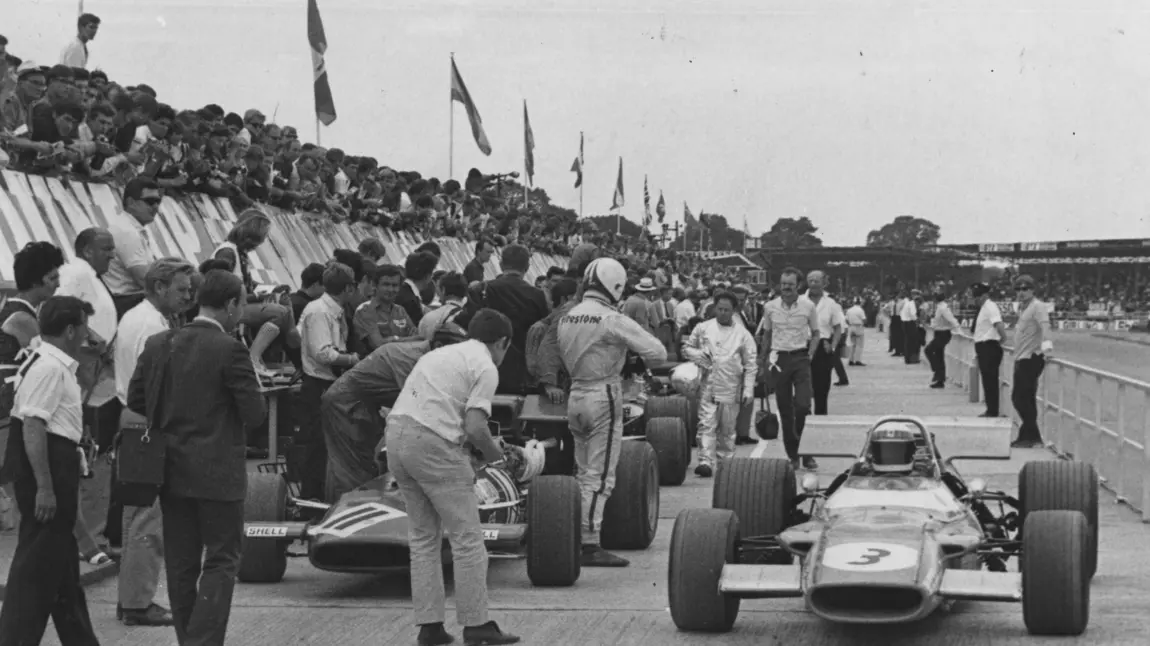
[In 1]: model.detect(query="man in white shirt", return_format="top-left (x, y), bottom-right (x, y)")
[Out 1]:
top-left (971, 282), bottom-right (1007, 418)
top-left (60, 13), bottom-right (100, 68)
top-left (418, 272), bottom-right (467, 342)
top-left (806, 271), bottom-right (845, 416)
top-left (0, 296), bottom-right (100, 644)
top-left (114, 257), bottom-right (194, 627)
top-left (845, 298), bottom-right (867, 366)
top-left (385, 309), bottom-right (520, 646)
top-left (1010, 276), bottom-right (1053, 447)
top-left (105, 177), bottom-right (163, 318)
top-left (899, 290), bottom-right (921, 364)
top-left (925, 292), bottom-right (961, 388)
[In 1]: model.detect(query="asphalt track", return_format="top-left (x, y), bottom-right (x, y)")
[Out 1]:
top-left (38, 334), bottom-right (1150, 645)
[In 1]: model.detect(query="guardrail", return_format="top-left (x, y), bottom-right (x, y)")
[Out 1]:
top-left (938, 330), bottom-right (1150, 522)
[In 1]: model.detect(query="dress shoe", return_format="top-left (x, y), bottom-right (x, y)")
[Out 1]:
top-left (120, 603), bottom-right (174, 626)
top-left (418, 622), bottom-right (455, 645)
top-left (462, 621), bottom-right (520, 645)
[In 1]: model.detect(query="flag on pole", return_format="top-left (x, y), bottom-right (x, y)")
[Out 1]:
top-left (656, 191), bottom-right (666, 223)
top-left (642, 176), bottom-right (651, 227)
top-left (611, 157), bottom-right (625, 210)
top-left (523, 100), bottom-right (535, 187)
top-left (684, 202), bottom-right (696, 226)
top-left (570, 133), bottom-right (583, 188)
top-left (700, 211), bottom-right (710, 227)
top-left (307, 0), bottom-right (337, 126)
top-left (450, 58), bottom-right (491, 155)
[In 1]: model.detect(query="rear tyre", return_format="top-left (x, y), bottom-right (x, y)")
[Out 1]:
top-left (601, 441), bottom-right (660, 550)
top-left (646, 417), bottom-right (689, 486)
top-left (526, 475), bottom-right (581, 587)
top-left (238, 473), bottom-right (290, 583)
top-left (713, 457), bottom-right (795, 564)
top-left (1019, 460), bottom-right (1099, 578)
top-left (1021, 510), bottom-right (1090, 635)
top-left (668, 508), bottom-right (740, 632)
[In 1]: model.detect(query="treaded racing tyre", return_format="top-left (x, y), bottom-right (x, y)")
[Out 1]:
top-left (668, 508), bottom-right (740, 632)
top-left (646, 417), bottom-right (689, 486)
top-left (713, 457), bottom-right (795, 564)
top-left (238, 473), bottom-right (290, 583)
top-left (1021, 510), bottom-right (1090, 635)
top-left (526, 475), bottom-right (581, 587)
top-left (601, 441), bottom-right (660, 550)
top-left (645, 394), bottom-right (694, 443)
top-left (1018, 460), bottom-right (1099, 578)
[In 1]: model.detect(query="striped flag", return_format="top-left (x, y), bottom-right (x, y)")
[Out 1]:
top-left (611, 157), bottom-right (624, 210)
top-left (570, 133), bottom-right (583, 188)
top-left (656, 191), bottom-right (666, 223)
top-left (643, 176), bottom-right (651, 227)
top-left (307, 0), bottom-right (337, 126)
top-left (523, 100), bottom-right (535, 187)
top-left (450, 57), bottom-right (492, 155)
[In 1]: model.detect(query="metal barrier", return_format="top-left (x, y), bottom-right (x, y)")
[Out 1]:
top-left (941, 331), bottom-right (1150, 522)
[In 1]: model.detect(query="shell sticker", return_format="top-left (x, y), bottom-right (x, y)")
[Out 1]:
top-left (821, 542), bottom-right (919, 572)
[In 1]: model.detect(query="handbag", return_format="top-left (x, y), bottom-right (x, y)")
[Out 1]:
top-left (754, 395), bottom-right (780, 441)
top-left (115, 330), bottom-right (175, 507)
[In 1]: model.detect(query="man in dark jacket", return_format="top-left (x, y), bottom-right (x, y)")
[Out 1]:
top-left (127, 270), bottom-right (266, 646)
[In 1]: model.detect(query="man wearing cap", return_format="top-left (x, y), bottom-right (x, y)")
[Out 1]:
top-left (971, 283), bottom-right (1006, 417)
top-left (622, 278), bottom-right (658, 334)
top-left (1009, 275), bottom-right (1052, 447)
top-left (237, 108), bottom-right (264, 146)
top-left (0, 64), bottom-right (46, 135)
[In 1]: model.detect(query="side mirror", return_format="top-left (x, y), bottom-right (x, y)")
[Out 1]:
top-left (800, 473), bottom-right (820, 493)
top-left (966, 478), bottom-right (987, 498)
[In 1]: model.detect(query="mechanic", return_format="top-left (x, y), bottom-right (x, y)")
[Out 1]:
top-left (1009, 275), bottom-right (1052, 448)
top-left (971, 282), bottom-right (1006, 418)
top-left (557, 257), bottom-right (667, 567)
top-left (756, 267), bottom-right (820, 471)
top-left (386, 308), bottom-right (519, 646)
top-left (682, 291), bottom-right (757, 478)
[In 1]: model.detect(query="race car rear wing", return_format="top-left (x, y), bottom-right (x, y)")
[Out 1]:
top-left (798, 415), bottom-right (1012, 462)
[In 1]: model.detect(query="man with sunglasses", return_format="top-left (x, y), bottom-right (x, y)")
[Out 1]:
top-left (1009, 275), bottom-right (1052, 448)
top-left (104, 177), bottom-right (164, 318)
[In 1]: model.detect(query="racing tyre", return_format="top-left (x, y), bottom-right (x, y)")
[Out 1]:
top-left (668, 508), bottom-right (740, 632)
top-left (646, 394), bottom-right (694, 443)
top-left (1021, 510), bottom-right (1090, 635)
top-left (238, 473), bottom-right (290, 583)
top-left (526, 475), bottom-right (581, 587)
top-left (601, 441), bottom-right (660, 550)
top-left (1019, 460), bottom-right (1099, 578)
top-left (713, 457), bottom-right (795, 564)
top-left (646, 417), bottom-right (689, 486)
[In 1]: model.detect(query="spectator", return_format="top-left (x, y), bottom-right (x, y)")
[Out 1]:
top-left (397, 251), bottom-right (437, 325)
top-left (61, 13), bottom-right (101, 68)
top-left (22, 100), bottom-right (84, 173)
top-left (290, 262), bottom-right (327, 321)
top-left (0, 64), bottom-right (46, 137)
top-left (464, 238), bottom-right (495, 285)
top-left (357, 237), bottom-right (387, 265)
top-left (0, 296), bottom-right (100, 645)
top-left (418, 271), bottom-right (468, 341)
top-left (127, 269), bottom-right (265, 646)
top-left (352, 264), bottom-right (417, 355)
top-left (105, 177), bottom-right (163, 317)
top-left (473, 244), bottom-right (549, 395)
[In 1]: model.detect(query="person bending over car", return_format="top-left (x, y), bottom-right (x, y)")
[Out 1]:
top-left (557, 258), bottom-right (667, 568)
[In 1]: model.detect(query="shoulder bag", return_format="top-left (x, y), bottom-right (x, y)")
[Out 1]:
top-left (754, 395), bottom-right (780, 441)
top-left (115, 329), bottom-right (176, 507)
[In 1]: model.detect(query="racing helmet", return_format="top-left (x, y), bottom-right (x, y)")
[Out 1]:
top-left (868, 424), bottom-right (918, 474)
top-left (499, 439), bottom-right (547, 483)
top-left (670, 362), bottom-right (703, 398)
top-left (582, 257), bottom-right (628, 305)
top-left (475, 466), bottom-right (523, 524)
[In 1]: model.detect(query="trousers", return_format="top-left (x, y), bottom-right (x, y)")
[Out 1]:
top-left (696, 394), bottom-right (738, 468)
top-left (119, 499), bottom-right (164, 609)
top-left (975, 341), bottom-right (1004, 416)
top-left (567, 383), bottom-right (624, 546)
top-left (1012, 355), bottom-right (1046, 441)
top-left (925, 330), bottom-right (952, 384)
top-left (294, 375), bottom-right (334, 501)
top-left (0, 433), bottom-right (99, 645)
top-left (386, 420), bottom-right (488, 627)
top-left (903, 321), bottom-right (921, 363)
top-left (160, 494), bottom-right (243, 646)
top-left (889, 314), bottom-right (904, 355)
top-left (810, 343), bottom-right (835, 416)
top-left (769, 351), bottom-right (812, 460)
top-left (848, 325), bottom-right (865, 363)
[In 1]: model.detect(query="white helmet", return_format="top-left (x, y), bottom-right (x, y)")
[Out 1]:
top-left (583, 257), bottom-right (627, 305)
top-left (671, 362), bottom-right (703, 398)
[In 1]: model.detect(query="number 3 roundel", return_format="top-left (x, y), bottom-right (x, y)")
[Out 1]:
top-left (821, 542), bottom-right (919, 572)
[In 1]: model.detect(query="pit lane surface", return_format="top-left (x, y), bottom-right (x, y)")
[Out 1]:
top-left (38, 341), bottom-right (1150, 646)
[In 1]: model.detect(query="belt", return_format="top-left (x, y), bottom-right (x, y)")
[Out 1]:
top-left (772, 348), bottom-right (807, 355)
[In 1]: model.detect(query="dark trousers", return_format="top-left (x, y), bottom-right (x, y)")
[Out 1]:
top-left (810, 343), bottom-right (835, 416)
top-left (925, 330), bottom-right (952, 384)
top-left (160, 494), bottom-right (243, 646)
top-left (889, 314), bottom-right (903, 355)
top-left (770, 351), bottom-right (812, 460)
top-left (832, 337), bottom-right (848, 383)
top-left (294, 375), bottom-right (334, 500)
top-left (1012, 355), bottom-right (1047, 441)
top-left (903, 321), bottom-right (921, 364)
top-left (84, 398), bottom-right (123, 546)
top-left (0, 434), bottom-right (99, 646)
top-left (975, 341), bottom-right (1004, 416)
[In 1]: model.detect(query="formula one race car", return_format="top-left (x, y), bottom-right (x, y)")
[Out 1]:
top-left (239, 392), bottom-right (668, 589)
top-left (668, 415), bottom-right (1099, 636)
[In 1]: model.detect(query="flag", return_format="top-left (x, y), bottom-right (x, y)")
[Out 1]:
top-left (450, 57), bottom-right (491, 155)
top-left (700, 211), bottom-right (710, 227)
top-left (523, 100), bottom-right (535, 187)
top-left (611, 157), bottom-right (624, 210)
top-left (307, 0), bottom-right (337, 126)
top-left (643, 176), bottom-right (651, 227)
top-left (570, 133), bottom-right (583, 188)
top-left (656, 191), bottom-right (666, 223)
top-left (684, 202), bottom-right (696, 226)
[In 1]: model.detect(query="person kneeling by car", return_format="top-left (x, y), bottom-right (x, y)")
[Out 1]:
top-left (385, 308), bottom-right (519, 646)
top-left (557, 258), bottom-right (667, 568)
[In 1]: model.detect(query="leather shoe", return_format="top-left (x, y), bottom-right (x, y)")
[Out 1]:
top-left (462, 621), bottom-right (520, 645)
top-left (120, 603), bottom-right (174, 626)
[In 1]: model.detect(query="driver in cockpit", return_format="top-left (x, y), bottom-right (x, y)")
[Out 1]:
top-left (824, 423), bottom-right (966, 499)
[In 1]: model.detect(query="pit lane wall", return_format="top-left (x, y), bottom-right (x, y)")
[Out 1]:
top-left (0, 170), bottom-right (569, 290)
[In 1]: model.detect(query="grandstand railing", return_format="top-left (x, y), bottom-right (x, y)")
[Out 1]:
top-left (940, 331), bottom-right (1150, 522)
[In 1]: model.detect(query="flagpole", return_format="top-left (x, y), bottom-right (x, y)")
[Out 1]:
top-left (523, 100), bottom-right (528, 209)
top-left (449, 53), bottom-right (455, 179)
top-left (315, 118), bottom-right (321, 147)
top-left (579, 131), bottom-right (584, 218)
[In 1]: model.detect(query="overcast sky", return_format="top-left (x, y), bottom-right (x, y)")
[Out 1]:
top-left (9, 0), bottom-right (1150, 245)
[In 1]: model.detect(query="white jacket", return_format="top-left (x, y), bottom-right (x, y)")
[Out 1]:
top-left (683, 318), bottom-right (758, 404)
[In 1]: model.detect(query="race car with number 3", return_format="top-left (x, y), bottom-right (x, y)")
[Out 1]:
top-left (668, 415), bottom-right (1099, 637)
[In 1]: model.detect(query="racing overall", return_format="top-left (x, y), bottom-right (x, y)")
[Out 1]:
top-left (683, 318), bottom-right (757, 468)
top-left (557, 295), bottom-right (667, 547)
